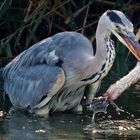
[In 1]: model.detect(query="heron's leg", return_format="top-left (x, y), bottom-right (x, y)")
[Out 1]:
top-left (82, 81), bottom-right (101, 105)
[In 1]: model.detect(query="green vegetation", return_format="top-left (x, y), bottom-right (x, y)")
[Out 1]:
top-left (0, 0), bottom-right (140, 59)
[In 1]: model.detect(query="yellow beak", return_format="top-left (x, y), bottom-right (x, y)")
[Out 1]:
top-left (120, 33), bottom-right (140, 61)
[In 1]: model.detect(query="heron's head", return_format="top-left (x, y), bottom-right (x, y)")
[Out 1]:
top-left (101, 10), bottom-right (140, 61)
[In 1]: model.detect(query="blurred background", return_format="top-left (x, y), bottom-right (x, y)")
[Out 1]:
top-left (0, 0), bottom-right (140, 60)
top-left (0, 0), bottom-right (140, 92)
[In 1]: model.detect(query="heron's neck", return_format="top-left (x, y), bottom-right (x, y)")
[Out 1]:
top-left (82, 26), bottom-right (115, 83)
top-left (95, 26), bottom-right (115, 67)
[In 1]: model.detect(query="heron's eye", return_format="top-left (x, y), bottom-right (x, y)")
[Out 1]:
top-left (116, 25), bottom-right (119, 29)
top-left (115, 25), bottom-right (122, 32)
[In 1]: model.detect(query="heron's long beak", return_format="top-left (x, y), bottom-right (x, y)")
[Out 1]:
top-left (119, 32), bottom-right (140, 61)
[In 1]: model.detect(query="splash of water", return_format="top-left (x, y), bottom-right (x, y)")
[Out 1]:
top-left (110, 101), bottom-right (124, 112)
top-left (85, 98), bottom-right (140, 137)
top-left (88, 96), bottom-right (124, 123)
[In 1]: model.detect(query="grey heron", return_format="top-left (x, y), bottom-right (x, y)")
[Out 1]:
top-left (3, 10), bottom-right (140, 116)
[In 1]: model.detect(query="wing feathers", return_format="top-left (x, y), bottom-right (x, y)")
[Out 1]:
top-left (4, 65), bottom-right (65, 109)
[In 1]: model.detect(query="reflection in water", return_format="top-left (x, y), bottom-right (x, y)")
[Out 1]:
top-left (0, 57), bottom-right (140, 140)
top-left (2, 113), bottom-right (48, 140)
top-left (0, 112), bottom-right (92, 140)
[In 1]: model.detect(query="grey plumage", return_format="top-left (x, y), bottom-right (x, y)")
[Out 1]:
top-left (3, 32), bottom-right (96, 113)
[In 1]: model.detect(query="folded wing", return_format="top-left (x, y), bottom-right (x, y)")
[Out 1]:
top-left (3, 37), bottom-right (65, 109)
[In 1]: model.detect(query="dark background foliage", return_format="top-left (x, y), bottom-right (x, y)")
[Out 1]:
top-left (0, 0), bottom-right (140, 60)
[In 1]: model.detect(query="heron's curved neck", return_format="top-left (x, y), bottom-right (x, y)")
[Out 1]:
top-left (95, 25), bottom-right (115, 79)
top-left (96, 28), bottom-right (109, 60)
top-left (82, 24), bottom-right (115, 82)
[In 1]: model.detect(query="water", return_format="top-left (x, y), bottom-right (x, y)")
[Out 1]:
top-left (0, 57), bottom-right (140, 139)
